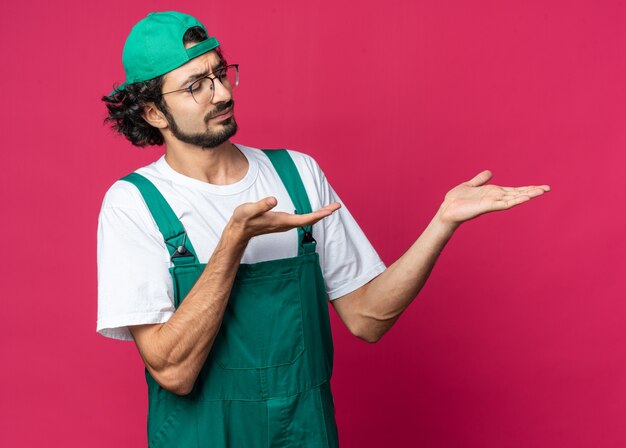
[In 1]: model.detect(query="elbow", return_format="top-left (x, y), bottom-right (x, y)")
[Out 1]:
top-left (350, 320), bottom-right (385, 344)
top-left (351, 312), bottom-right (398, 344)
top-left (356, 330), bottom-right (383, 344)
top-left (358, 334), bottom-right (381, 344)
top-left (150, 367), bottom-right (195, 396)
top-left (166, 380), bottom-right (194, 396)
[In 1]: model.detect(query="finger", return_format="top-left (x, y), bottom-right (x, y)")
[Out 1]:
top-left (505, 195), bottom-right (532, 207)
top-left (500, 185), bottom-right (551, 193)
top-left (317, 202), bottom-right (342, 214)
top-left (525, 185), bottom-right (551, 193)
top-left (524, 187), bottom-right (550, 198)
top-left (465, 170), bottom-right (493, 187)
top-left (293, 202), bottom-right (342, 224)
top-left (503, 187), bottom-right (549, 200)
top-left (270, 202), bottom-right (342, 229)
top-left (492, 195), bottom-right (531, 210)
top-left (245, 196), bottom-right (278, 218)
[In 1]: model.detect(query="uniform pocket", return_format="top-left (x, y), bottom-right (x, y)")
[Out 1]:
top-left (212, 272), bottom-right (305, 370)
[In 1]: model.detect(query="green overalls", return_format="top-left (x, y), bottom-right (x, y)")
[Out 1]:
top-left (121, 150), bottom-right (339, 447)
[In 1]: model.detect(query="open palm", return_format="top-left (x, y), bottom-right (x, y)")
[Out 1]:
top-left (439, 170), bottom-right (551, 224)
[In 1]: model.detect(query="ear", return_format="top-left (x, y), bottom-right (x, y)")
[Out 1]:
top-left (141, 102), bottom-right (169, 129)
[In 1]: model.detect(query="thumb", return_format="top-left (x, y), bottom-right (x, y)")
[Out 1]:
top-left (249, 196), bottom-right (277, 217)
top-left (465, 170), bottom-right (493, 187)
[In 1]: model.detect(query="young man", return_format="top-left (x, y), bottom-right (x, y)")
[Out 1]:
top-left (98, 11), bottom-right (550, 448)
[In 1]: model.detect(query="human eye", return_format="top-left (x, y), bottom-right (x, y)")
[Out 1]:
top-left (189, 77), bottom-right (208, 92)
top-left (216, 67), bottom-right (228, 79)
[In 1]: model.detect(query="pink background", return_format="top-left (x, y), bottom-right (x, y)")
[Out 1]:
top-left (2, 0), bottom-right (625, 446)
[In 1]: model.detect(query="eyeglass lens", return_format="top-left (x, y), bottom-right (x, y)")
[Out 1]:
top-left (190, 66), bottom-right (239, 104)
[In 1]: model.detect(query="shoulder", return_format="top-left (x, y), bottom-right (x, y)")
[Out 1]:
top-left (97, 176), bottom-right (164, 250)
top-left (100, 158), bottom-right (164, 210)
top-left (98, 169), bottom-right (161, 232)
top-left (285, 149), bottom-right (324, 177)
top-left (240, 145), bottom-right (323, 172)
top-left (100, 178), bottom-right (146, 210)
top-left (238, 144), bottom-right (327, 185)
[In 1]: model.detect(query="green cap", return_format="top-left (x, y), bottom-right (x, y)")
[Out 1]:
top-left (113, 11), bottom-right (220, 94)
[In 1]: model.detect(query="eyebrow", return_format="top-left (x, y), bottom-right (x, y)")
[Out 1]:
top-left (178, 62), bottom-right (226, 88)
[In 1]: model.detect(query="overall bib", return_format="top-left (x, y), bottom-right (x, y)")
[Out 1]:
top-left (121, 150), bottom-right (339, 448)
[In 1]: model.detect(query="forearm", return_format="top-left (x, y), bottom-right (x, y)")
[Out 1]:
top-left (358, 208), bottom-right (459, 341)
top-left (336, 171), bottom-right (549, 343)
top-left (133, 222), bottom-right (247, 394)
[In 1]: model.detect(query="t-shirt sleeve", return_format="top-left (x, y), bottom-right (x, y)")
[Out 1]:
top-left (96, 181), bottom-right (175, 341)
top-left (287, 150), bottom-right (387, 300)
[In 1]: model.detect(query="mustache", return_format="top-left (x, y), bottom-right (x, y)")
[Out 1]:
top-left (205, 100), bottom-right (235, 121)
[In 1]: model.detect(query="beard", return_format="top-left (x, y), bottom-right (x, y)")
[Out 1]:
top-left (163, 100), bottom-right (238, 149)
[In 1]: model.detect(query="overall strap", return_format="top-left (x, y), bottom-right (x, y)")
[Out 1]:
top-left (120, 172), bottom-right (198, 266)
top-left (263, 149), bottom-right (317, 255)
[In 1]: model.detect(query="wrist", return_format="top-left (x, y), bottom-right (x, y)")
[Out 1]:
top-left (223, 220), bottom-right (251, 251)
top-left (433, 205), bottom-right (461, 235)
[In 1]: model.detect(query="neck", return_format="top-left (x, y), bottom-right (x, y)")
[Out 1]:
top-left (163, 140), bottom-right (248, 185)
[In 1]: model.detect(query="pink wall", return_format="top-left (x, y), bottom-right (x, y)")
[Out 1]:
top-left (1, 0), bottom-right (625, 446)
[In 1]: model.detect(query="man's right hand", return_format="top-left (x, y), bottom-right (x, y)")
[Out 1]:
top-left (227, 196), bottom-right (342, 243)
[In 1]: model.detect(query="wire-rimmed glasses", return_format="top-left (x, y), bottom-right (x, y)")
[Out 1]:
top-left (160, 64), bottom-right (239, 104)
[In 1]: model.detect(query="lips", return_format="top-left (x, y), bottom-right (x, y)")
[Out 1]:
top-left (210, 106), bottom-right (233, 121)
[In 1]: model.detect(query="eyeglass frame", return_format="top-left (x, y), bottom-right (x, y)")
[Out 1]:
top-left (159, 64), bottom-right (239, 103)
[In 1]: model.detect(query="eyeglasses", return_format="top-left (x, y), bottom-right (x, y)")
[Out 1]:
top-left (160, 64), bottom-right (239, 104)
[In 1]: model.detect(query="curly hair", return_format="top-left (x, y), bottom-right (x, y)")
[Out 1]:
top-left (102, 26), bottom-right (223, 147)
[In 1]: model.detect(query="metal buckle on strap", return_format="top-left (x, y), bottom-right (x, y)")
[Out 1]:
top-left (302, 230), bottom-right (316, 245)
top-left (169, 232), bottom-right (193, 260)
top-left (171, 245), bottom-right (192, 259)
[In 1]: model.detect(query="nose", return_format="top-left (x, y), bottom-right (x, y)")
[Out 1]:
top-left (211, 77), bottom-right (232, 104)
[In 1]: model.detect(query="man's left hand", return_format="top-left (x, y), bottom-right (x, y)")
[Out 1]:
top-left (438, 170), bottom-right (551, 225)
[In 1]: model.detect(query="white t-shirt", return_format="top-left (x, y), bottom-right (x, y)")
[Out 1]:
top-left (97, 144), bottom-right (386, 341)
